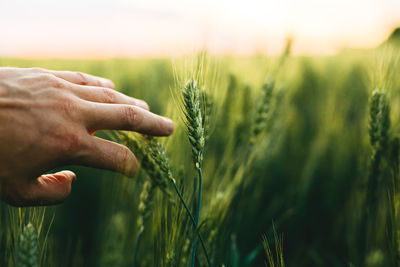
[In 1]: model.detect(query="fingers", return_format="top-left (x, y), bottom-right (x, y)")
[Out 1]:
top-left (34, 68), bottom-right (149, 110)
top-left (67, 85), bottom-right (149, 110)
top-left (48, 70), bottom-right (115, 88)
top-left (83, 103), bottom-right (174, 136)
top-left (7, 138), bottom-right (140, 207)
top-left (3, 171), bottom-right (76, 207)
top-left (79, 137), bottom-right (139, 177)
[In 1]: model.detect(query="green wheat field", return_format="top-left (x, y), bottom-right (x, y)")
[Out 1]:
top-left (1, 32), bottom-right (400, 266)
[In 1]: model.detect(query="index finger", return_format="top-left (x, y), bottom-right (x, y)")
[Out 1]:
top-left (83, 102), bottom-right (174, 136)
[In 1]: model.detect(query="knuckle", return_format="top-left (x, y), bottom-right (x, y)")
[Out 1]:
top-left (76, 72), bottom-right (89, 85)
top-left (41, 73), bottom-right (66, 88)
top-left (101, 88), bottom-right (116, 103)
top-left (47, 93), bottom-right (83, 131)
top-left (96, 79), bottom-right (104, 87)
top-left (29, 67), bottom-right (46, 73)
top-left (59, 131), bottom-right (83, 155)
top-left (123, 106), bottom-right (143, 128)
top-left (57, 94), bottom-right (79, 113)
top-left (36, 73), bottom-right (53, 80)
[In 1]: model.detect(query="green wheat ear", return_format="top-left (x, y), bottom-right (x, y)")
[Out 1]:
top-left (17, 223), bottom-right (39, 267)
top-left (136, 180), bottom-right (155, 233)
top-left (201, 90), bottom-right (213, 142)
top-left (119, 132), bottom-right (172, 196)
top-left (182, 79), bottom-right (205, 168)
top-left (369, 90), bottom-right (390, 152)
top-left (360, 89), bottom-right (391, 264)
top-left (252, 75), bottom-right (275, 140)
top-left (133, 179), bottom-right (156, 267)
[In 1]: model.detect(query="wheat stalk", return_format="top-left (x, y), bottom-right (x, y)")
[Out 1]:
top-left (117, 132), bottom-right (211, 266)
top-left (360, 90), bottom-right (391, 264)
top-left (181, 79), bottom-right (207, 266)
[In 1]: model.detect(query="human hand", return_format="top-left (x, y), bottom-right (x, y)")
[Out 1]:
top-left (0, 67), bottom-right (174, 206)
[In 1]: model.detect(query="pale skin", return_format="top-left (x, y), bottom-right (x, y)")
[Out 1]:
top-left (0, 67), bottom-right (174, 207)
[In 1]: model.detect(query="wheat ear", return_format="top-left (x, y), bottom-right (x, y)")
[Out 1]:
top-left (17, 223), bottom-right (39, 267)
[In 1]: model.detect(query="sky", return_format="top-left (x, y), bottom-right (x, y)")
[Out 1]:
top-left (0, 0), bottom-right (399, 58)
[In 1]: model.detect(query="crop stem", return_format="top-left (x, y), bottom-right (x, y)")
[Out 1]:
top-left (192, 166), bottom-right (203, 266)
top-left (132, 228), bottom-right (143, 267)
top-left (170, 178), bottom-right (211, 267)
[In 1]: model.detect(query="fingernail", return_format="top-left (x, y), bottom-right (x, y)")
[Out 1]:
top-left (64, 170), bottom-right (77, 182)
top-left (164, 118), bottom-right (174, 135)
top-left (137, 100), bottom-right (150, 110)
top-left (104, 79), bottom-right (115, 89)
top-left (124, 162), bottom-right (138, 178)
top-left (127, 168), bottom-right (137, 178)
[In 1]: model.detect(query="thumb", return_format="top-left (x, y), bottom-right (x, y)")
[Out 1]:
top-left (30, 170), bottom-right (76, 206)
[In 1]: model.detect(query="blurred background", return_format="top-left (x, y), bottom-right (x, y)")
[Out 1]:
top-left (0, 0), bottom-right (399, 58)
top-left (1, 1), bottom-right (400, 267)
